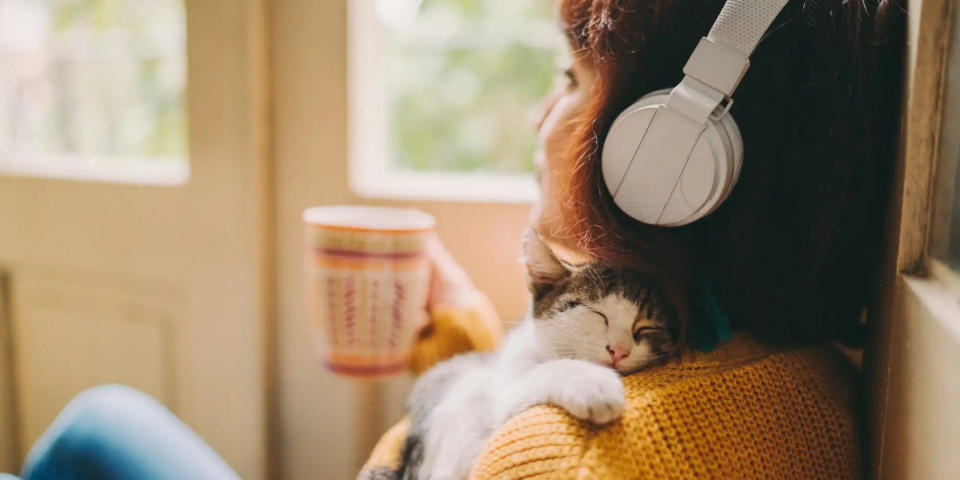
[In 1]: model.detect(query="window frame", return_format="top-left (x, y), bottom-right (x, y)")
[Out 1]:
top-left (918, 0), bottom-right (960, 300)
top-left (871, 0), bottom-right (960, 475)
top-left (0, 154), bottom-right (188, 186)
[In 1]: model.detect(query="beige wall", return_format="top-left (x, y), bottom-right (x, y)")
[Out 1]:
top-left (270, 1), bottom-right (531, 478)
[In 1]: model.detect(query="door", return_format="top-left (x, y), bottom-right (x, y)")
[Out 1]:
top-left (0, 0), bottom-right (270, 478)
top-left (869, 0), bottom-right (960, 477)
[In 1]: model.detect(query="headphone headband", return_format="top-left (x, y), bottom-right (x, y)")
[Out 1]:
top-left (708, 0), bottom-right (790, 58)
top-left (673, 0), bottom-right (789, 124)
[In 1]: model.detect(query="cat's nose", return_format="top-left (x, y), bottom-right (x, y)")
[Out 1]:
top-left (606, 344), bottom-right (630, 365)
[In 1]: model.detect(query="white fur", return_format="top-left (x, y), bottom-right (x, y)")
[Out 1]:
top-left (417, 310), bottom-right (628, 480)
top-left (539, 293), bottom-right (657, 374)
top-left (411, 232), bottom-right (670, 479)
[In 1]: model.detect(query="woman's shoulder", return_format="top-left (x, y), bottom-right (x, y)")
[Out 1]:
top-left (470, 335), bottom-right (862, 480)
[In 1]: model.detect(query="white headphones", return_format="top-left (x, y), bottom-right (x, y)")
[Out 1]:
top-left (601, 0), bottom-right (789, 226)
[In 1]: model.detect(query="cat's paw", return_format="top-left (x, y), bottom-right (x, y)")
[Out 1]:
top-left (542, 360), bottom-right (624, 425)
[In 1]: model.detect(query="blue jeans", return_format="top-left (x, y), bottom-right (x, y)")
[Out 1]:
top-left (14, 385), bottom-right (239, 480)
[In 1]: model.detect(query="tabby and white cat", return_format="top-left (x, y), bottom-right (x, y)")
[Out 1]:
top-left (363, 230), bottom-right (678, 480)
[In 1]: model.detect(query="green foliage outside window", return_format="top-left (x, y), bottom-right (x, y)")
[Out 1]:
top-left (0, 0), bottom-right (187, 163)
top-left (381, 0), bottom-right (561, 174)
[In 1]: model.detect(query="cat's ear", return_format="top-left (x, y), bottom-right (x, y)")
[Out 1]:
top-left (522, 228), bottom-right (571, 294)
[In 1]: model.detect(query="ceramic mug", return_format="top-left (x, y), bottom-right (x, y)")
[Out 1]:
top-left (303, 205), bottom-right (434, 377)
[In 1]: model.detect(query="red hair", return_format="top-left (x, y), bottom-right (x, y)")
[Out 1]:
top-left (555, 0), bottom-right (905, 345)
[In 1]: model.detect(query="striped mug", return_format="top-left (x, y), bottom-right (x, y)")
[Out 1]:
top-left (303, 205), bottom-right (434, 377)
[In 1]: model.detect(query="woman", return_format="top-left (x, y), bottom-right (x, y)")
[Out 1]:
top-left (364, 0), bottom-right (904, 478)
top-left (14, 0), bottom-right (903, 478)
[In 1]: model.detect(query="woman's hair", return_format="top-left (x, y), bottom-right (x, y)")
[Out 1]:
top-left (556, 0), bottom-right (905, 345)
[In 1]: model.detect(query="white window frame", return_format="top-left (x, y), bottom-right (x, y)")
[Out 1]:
top-left (346, 0), bottom-right (538, 204)
top-left (0, 155), bottom-right (188, 186)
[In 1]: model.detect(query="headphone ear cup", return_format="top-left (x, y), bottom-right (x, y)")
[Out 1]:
top-left (601, 90), bottom-right (744, 226)
top-left (600, 90), bottom-right (672, 223)
top-left (724, 113), bottom-right (744, 191)
top-left (689, 112), bottom-right (743, 221)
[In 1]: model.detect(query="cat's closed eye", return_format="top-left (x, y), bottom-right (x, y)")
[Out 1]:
top-left (589, 309), bottom-right (608, 327)
top-left (632, 326), bottom-right (664, 342)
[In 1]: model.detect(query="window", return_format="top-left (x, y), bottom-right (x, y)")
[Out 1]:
top-left (928, 2), bottom-right (960, 276)
top-left (349, 0), bottom-right (562, 202)
top-left (0, 0), bottom-right (188, 184)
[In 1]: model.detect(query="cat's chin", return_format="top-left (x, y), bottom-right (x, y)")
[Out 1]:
top-left (615, 367), bottom-right (640, 375)
top-left (589, 358), bottom-right (633, 375)
top-left (544, 351), bottom-right (638, 375)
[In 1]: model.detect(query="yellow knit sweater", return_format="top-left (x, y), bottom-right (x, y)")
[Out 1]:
top-left (362, 296), bottom-right (861, 479)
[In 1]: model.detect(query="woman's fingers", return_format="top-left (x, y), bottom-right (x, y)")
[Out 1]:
top-left (424, 233), bottom-right (475, 310)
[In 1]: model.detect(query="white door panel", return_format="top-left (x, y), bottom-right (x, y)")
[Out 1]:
top-left (11, 266), bottom-right (180, 450)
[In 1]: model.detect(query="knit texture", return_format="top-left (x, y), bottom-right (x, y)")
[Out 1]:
top-left (362, 314), bottom-right (861, 479)
top-left (469, 336), bottom-right (860, 479)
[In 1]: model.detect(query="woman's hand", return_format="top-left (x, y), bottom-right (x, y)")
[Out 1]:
top-left (409, 234), bottom-right (503, 374)
top-left (424, 233), bottom-right (477, 311)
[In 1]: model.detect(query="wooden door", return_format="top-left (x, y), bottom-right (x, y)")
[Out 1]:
top-left (0, 0), bottom-right (270, 478)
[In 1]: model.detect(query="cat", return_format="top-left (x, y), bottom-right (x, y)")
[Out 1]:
top-left (360, 230), bottom-right (678, 480)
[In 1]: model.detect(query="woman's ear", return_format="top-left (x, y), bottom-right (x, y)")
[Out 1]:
top-left (521, 228), bottom-right (571, 296)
